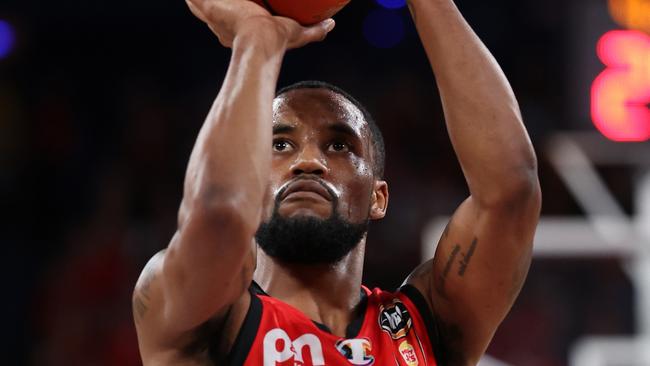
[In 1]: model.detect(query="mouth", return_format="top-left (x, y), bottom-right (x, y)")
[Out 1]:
top-left (280, 179), bottom-right (333, 202)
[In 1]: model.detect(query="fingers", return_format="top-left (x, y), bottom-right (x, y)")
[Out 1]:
top-left (187, 0), bottom-right (335, 51)
top-left (288, 18), bottom-right (336, 49)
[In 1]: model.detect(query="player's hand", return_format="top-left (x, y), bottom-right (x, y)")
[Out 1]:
top-left (186, 0), bottom-right (335, 49)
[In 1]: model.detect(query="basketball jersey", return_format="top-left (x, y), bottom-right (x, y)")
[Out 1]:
top-left (222, 283), bottom-right (443, 366)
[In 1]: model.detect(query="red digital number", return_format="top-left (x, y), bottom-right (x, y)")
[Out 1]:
top-left (591, 30), bottom-right (650, 141)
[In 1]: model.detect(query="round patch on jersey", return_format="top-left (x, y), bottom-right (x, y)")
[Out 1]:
top-left (378, 299), bottom-right (412, 339)
top-left (399, 340), bottom-right (419, 366)
top-left (335, 338), bottom-right (375, 366)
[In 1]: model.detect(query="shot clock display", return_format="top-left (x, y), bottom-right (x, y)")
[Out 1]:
top-left (592, 0), bottom-right (650, 141)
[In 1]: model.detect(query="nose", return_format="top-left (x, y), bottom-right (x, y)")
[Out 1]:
top-left (290, 144), bottom-right (329, 176)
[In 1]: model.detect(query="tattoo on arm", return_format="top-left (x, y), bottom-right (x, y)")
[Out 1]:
top-left (432, 238), bottom-right (479, 364)
top-left (436, 237), bottom-right (480, 298)
top-left (133, 264), bottom-right (157, 325)
top-left (458, 238), bottom-right (478, 276)
top-left (442, 244), bottom-right (460, 279)
top-left (438, 244), bottom-right (461, 297)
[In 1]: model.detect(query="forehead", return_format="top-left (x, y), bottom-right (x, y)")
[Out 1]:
top-left (272, 88), bottom-right (369, 138)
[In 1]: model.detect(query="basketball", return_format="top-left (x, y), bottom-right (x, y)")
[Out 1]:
top-left (251, 0), bottom-right (351, 25)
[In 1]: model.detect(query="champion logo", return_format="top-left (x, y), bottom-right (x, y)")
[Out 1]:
top-left (335, 338), bottom-right (375, 366)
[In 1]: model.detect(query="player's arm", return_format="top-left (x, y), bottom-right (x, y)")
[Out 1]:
top-left (132, 0), bottom-right (335, 351)
top-left (404, 0), bottom-right (541, 365)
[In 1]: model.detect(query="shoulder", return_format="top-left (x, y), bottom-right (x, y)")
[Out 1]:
top-left (361, 286), bottom-right (433, 336)
top-left (133, 250), bottom-right (165, 329)
top-left (134, 251), bottom-right (253, 364)
top-left (134, 250), bottom-right (165, 293)
top-left (366, 285), bottom-right (447, 362)
top-left (365, 284), bottom-right (433, 315)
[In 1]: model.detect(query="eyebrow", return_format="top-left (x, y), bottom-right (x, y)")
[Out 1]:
top-left (328, 122), bottom-right (361, 140)
top-left (272, 123), bottom-right (295, 135)
top-left (272, 121), bottom-right (361, 140)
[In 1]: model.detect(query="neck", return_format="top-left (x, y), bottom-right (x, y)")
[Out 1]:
top-left (253, 240), bottom-right (366, 337)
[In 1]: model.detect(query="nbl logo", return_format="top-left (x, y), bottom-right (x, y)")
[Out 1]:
top-left (378, 299), bottom-right (412, 339)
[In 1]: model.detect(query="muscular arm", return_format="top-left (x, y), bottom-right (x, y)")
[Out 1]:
top-left (134, 26), bottom-right (285, 343)
top-left (404, 1), bottom-right (541, 364)
top-left (132, 7), bottom-right (335, 357)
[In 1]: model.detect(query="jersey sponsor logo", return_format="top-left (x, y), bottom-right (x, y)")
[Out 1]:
top-left (263, 328), bottom-right (325, 366)
top-left (398, 340), bottom-right (419, 366)
top-left (335, 338), bottom-right (375, 366)
top-left (378, 299), bottom-right (412, 339)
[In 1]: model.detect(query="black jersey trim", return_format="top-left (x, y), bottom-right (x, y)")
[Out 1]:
top-left (399, 284), bottom-right (447, 364)
top-left (225, 286), bottom-right (263, 366)
top-left (251, 280), bottom-right (269, 296)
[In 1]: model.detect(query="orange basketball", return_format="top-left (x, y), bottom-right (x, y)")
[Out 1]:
top-left (252, 0), bottom-right (351, 25)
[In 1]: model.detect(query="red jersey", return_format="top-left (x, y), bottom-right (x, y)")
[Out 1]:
top-left (223, 283), bottom-right (443, 366)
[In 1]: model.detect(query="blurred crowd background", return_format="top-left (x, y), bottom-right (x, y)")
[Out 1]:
top-left (2, 0), bottom-right (646, 365)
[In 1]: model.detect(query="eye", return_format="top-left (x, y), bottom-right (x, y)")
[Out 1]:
top-left (272, 139), bottom-right (293, 152)
top-left (328, 141), bottom-right (350, 152)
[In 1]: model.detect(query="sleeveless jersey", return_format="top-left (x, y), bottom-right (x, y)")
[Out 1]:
top-left (223, 283), bottom-right (443, 366)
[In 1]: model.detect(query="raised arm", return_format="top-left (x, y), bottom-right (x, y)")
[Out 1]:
top-left (404, 0), bottom-right (541, 364)
top-left (132, 0), bottom-right (335, 356)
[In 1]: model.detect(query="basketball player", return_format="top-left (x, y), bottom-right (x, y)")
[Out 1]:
top-left (133, 0), bottom-right (541, 364)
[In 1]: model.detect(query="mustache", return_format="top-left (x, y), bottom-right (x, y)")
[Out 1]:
top-left (274, 176), bottom-right (338, 204)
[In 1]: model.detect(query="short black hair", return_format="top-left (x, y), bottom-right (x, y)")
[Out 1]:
top-left (276, 80), bottom-right (385, 179)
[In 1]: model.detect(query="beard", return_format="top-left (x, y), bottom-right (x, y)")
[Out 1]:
top-left (255, 181), bottom-right (369, 265)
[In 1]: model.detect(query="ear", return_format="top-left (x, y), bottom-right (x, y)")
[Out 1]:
top-left (370, 180), bottom-right (389, 220)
